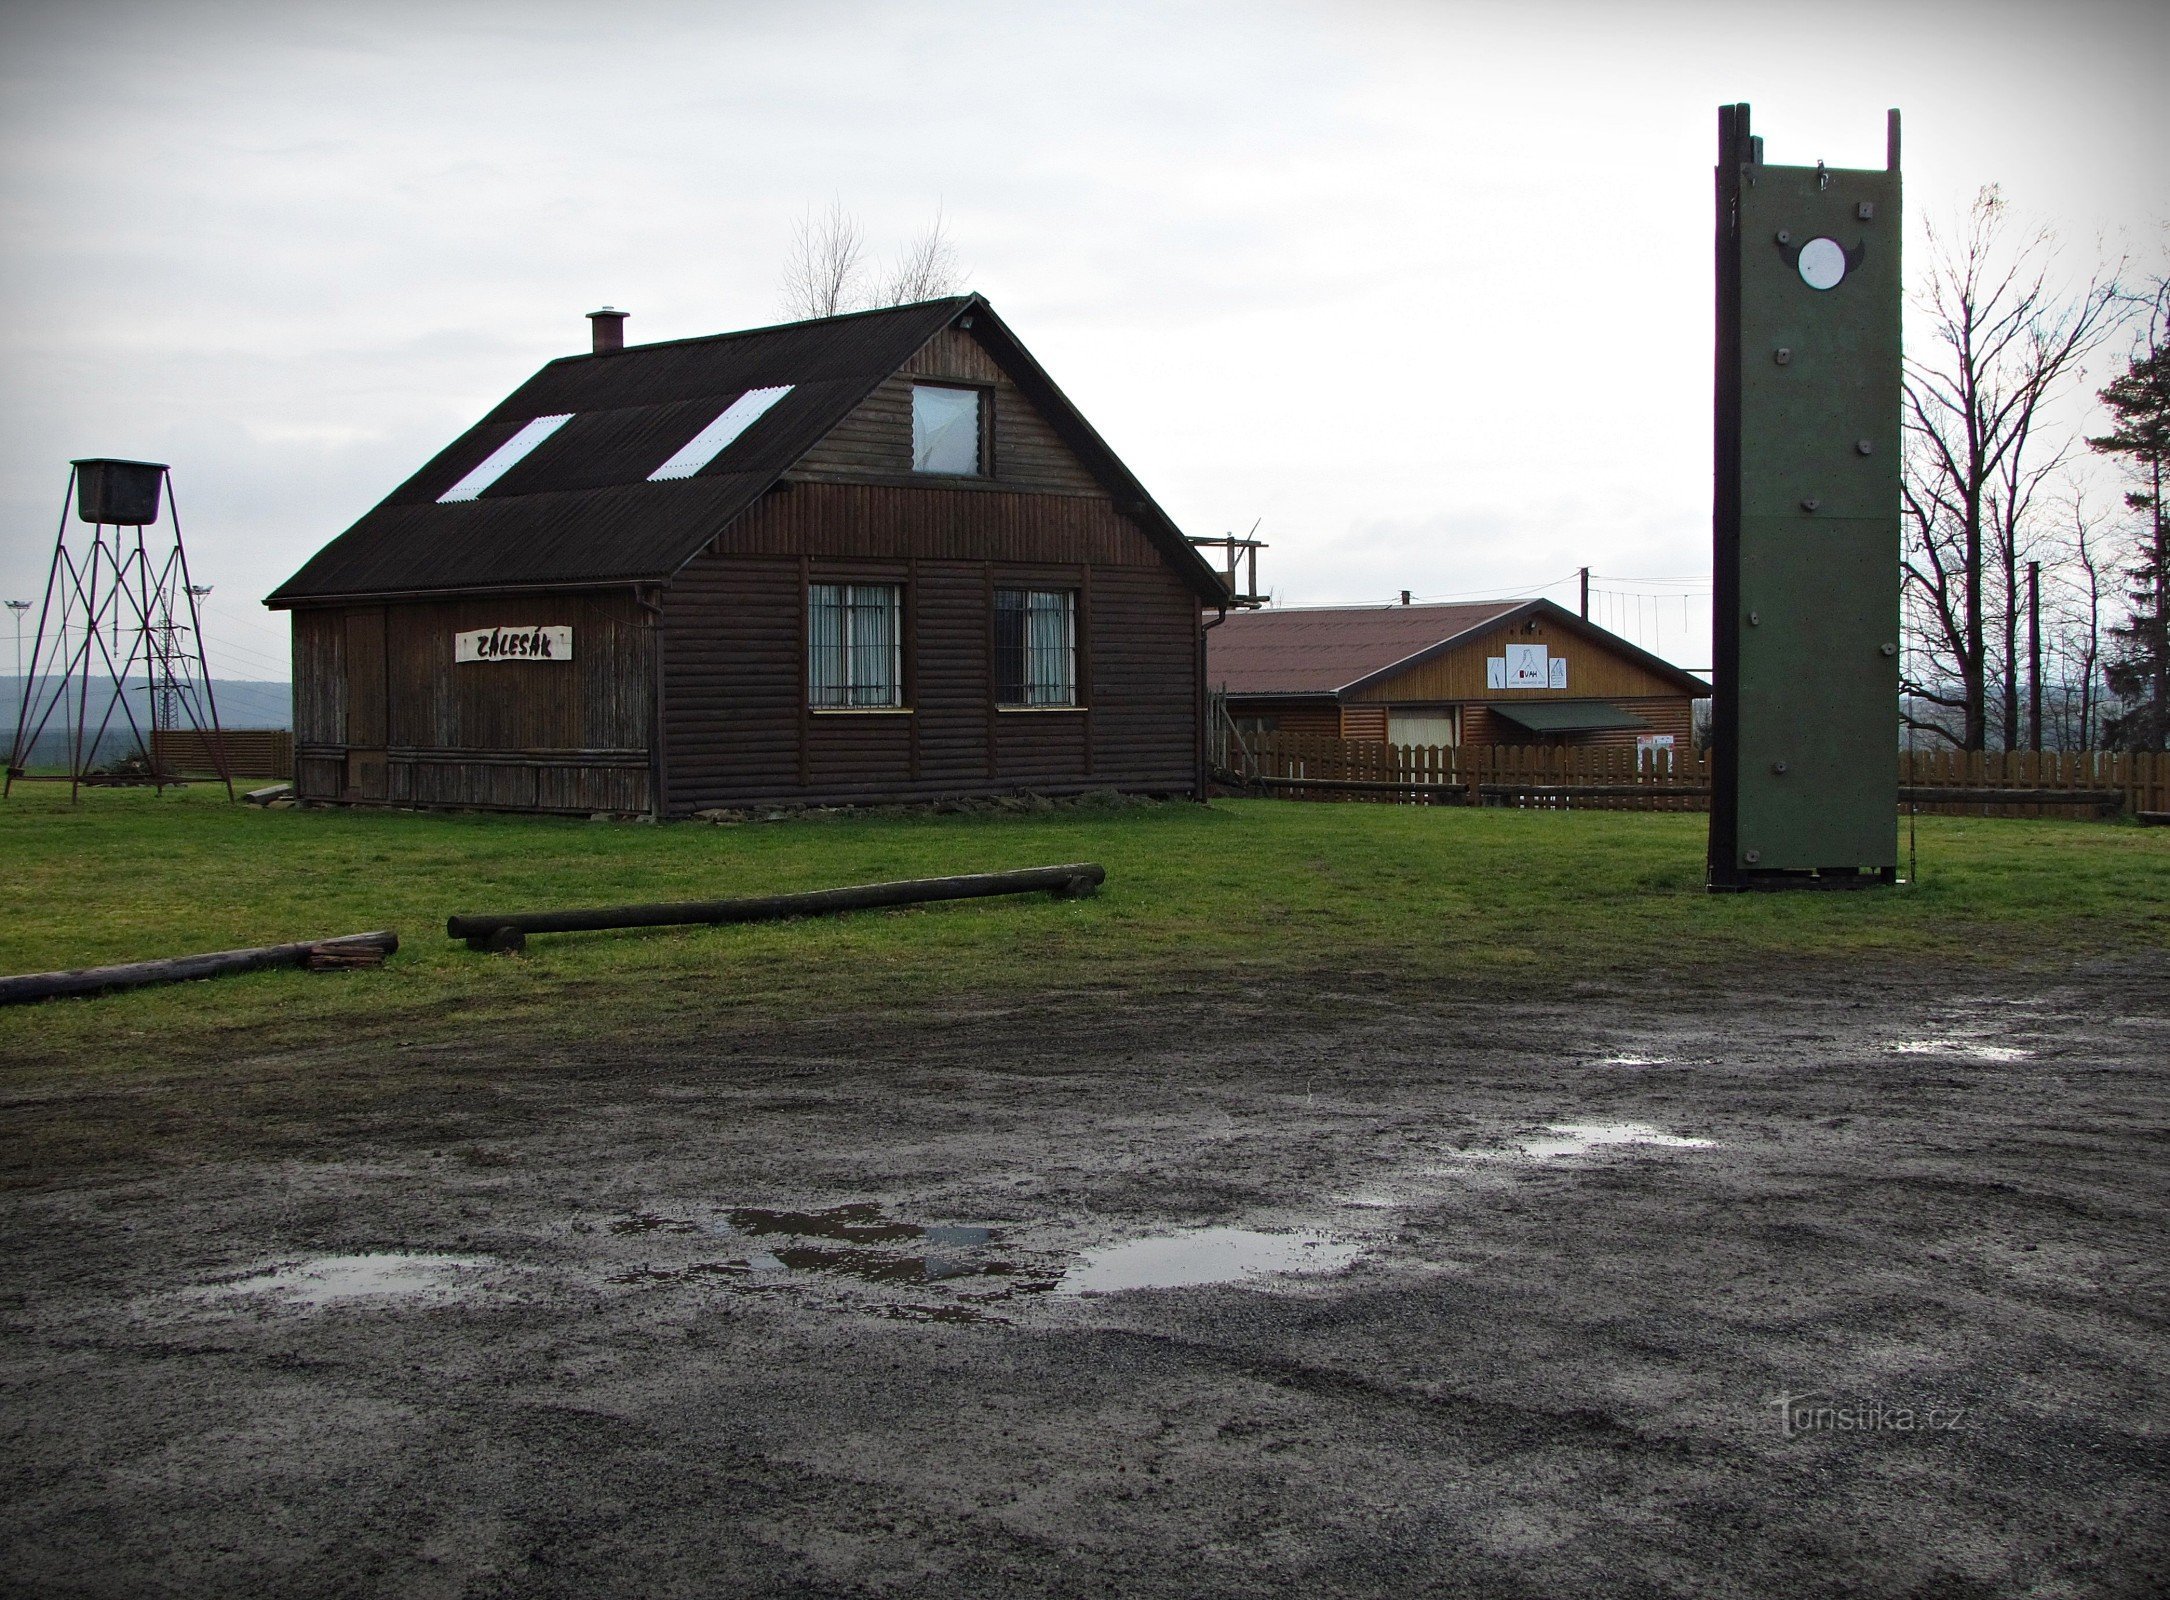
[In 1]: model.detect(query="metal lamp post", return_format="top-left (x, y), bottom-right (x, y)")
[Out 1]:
top-left (6, 600), bottom-right (27, 732)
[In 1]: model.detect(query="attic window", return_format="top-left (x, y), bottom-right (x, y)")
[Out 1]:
top-left (912, 384), bottom-right (983, 475)
top-left (649, 385), bottom-right (794, 481)
top-left (436, 414), bottom-right (574, 502)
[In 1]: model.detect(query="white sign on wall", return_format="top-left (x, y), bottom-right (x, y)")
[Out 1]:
top-left (1486, 657), bottom-right (1506, 689)
top-left (1549, 657), bottom-right (1568, 689)
top-left (1505, 643), bottom-right (1549, 688)
top-left (455, 625), bottom-right (573, 663)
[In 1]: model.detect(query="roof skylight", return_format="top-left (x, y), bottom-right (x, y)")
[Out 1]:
top-left (648, 386), bottom-right (794, 481)
top-left (436, 414), bottom-right (574, 503)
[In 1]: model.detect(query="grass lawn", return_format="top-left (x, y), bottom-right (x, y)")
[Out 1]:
top-left (2, 786), bottom-right (2164, 1073)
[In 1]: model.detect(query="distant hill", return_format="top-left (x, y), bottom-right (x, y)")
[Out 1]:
top-left (2, 678), bottom-right (290, 768)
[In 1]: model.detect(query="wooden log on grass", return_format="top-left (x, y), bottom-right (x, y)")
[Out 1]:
top-left (447, 863), bottom-right (1107, 952)
top-left (1477, 783), bottom-right (1713, 801)
top-left (1251, 775), bottom-right (1467, 800)
top-left (1898, 786), bottom-right (2123, 810)
top-left (0, 931), bottom-right (399, 1007)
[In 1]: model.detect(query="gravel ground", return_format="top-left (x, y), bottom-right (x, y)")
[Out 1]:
top-left (2, 955), bottom-right (2166, 1598)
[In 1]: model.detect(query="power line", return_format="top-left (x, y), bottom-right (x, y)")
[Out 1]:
top-left (203, 640), bottom-right (291, 674)
top-left (1403, 571), bottom-right (1582, 604)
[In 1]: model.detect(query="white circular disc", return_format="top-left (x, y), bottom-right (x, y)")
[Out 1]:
top-left (1799, 237), bottom-right (1846, 290)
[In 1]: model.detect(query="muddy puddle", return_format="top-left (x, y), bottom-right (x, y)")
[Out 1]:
top-left (1056, 1227), bottom-right (1360, 1295)
top-left (603, 1203), bottom-right (1059, 1319)
top-left (203, 1253), bottom-right (492, 1308)
top-left (1509, 1122), bottom-right (1716, 1158)
top-left (1415, 1123), bottom-right (1718, 1166)
top-left (603, 1204), bottom-right (1369, 1313)
top-left (1889, 1038), bottom-right (2032, 1062)
top-left (1334, 1119), bottom-right (1718, 1208)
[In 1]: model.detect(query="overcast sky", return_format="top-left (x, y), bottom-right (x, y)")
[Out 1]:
top-left (1, 0), bottom-right (2162, 684)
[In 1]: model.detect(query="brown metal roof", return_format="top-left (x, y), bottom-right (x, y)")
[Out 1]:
top-left (1208, 602), bottom-right (1525, 695)
top-left (268, 295), bottom-right (1224, 606)
top-left (1208, 599), bottom-right (1710, 698)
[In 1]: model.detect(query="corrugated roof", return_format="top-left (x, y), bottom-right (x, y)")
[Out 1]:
top-left (1208, 602), bottom-right (1524, 695)
top-left (1208, 599), bottom-right (1710, 698)
top-left (267, 296), bottom-right (1224, 605)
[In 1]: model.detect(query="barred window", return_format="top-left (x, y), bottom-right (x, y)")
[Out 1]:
top-left (809, 583), bottom-right (902, 708)
top-left (994, 589), bottom-right (1077, 707)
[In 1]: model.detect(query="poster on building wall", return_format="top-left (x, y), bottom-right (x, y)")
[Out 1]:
top-left (1486, 657), bottom-right (1506, 689)
top-left (1549, 657), bottom-right (1568, 689)
top-left (455, 625), bottom-right (574, 663)
top-left (1505, 643), bottom-right (1548, 688)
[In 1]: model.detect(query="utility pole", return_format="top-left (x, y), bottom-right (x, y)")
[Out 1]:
top-left (1579, 567), bottom-right (1590, 620)
top-left (168, 585), bottom-right (214, 733)
top-left (2026, 561), bottom-right (2042, 752)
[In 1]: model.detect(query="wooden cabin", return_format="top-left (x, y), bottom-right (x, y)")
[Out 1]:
top-left (1210, 600), bottom-right (1708, 753)
top-left (268, 296), bottom-right (1229, 816)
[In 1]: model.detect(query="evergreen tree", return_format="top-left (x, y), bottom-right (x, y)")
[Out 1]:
top-left (2090, 288), bottom-right (2170, 750)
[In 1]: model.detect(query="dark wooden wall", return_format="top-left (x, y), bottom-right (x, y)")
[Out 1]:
top-left (290, 591), bottom-right (653, 812)
top-left (791, 326), bottom-right (1099, 493)
top-left (659, 313), bottom-right (1207, 812)
top-left (286, 316), bottom-right (1209, 816)
top-left (660, 485), bottom-right (1201, 813)
top-left (1221, 699), bottom-right (1343, 741)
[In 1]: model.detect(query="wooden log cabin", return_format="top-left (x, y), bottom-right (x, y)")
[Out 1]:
top-left (1210, 600), bottom-right (1709, 753)
top-left (268, 296), bottom-right (1230, 815)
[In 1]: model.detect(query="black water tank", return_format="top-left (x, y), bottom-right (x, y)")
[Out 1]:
top-left (73, 459), bottom-right (167, 525)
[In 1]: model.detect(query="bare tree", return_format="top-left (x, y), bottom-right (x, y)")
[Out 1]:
top-left (1901, 187), bottom-right (2123, 749)
top-left (880, 208), bottom-right (965, 305)
top-left (781, 203), bottom-right (968, 320)
top-left (2090, 275), bottom-right (2170, 750)
top-left (1983, 411), bottom-right (2066, 749)
top-left (2032, 487), bottom-right (2111, 749)
top-left (779, 199), bottom-right (870, 320)
top-left (2063, 492), bottom-right (2112, 747)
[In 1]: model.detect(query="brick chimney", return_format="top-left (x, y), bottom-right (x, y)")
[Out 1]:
top-left (586, 306), bottom-right (628, 356)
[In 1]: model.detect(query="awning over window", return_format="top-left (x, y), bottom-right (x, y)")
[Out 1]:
top-left (1486, 701), bottom-right (1649, 733)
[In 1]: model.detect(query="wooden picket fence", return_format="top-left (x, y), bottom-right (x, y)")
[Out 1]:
top-left (1223, 735), bottom-right (2167, 819)
top-left (1230, 736), bottom-right (1709, 811)
top-left (1897, 747), bottom-right (2166, 819)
